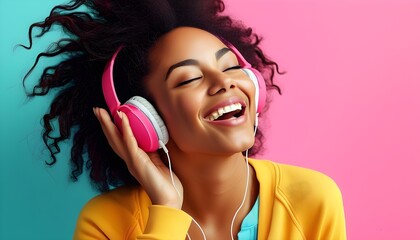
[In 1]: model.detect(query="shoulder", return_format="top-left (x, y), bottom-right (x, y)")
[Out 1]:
top-left (250, 159), bottom-right (342, 203)
top-left (278, 163), bottom-right (342, 201)
top-left (251, 159), bottom-right (346, 239)
top-left (80, 185), bottom-right (143, 216)
top-left (74, 186), bottom-right (148, 239)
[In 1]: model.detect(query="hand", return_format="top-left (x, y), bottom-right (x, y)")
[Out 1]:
top-left (93, 107), bottom-right (183, 209)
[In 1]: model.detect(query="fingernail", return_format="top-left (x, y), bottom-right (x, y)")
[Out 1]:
top-left (93, 107), bottom-right (98, 117)
top-left (117, 111), bottom-right (123, 119)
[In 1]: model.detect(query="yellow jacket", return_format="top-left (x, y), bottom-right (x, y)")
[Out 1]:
top-left (74, 159), bottom-right (346, 239)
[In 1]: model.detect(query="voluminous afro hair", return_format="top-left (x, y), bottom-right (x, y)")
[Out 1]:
top-left (23, 0), bottom-right (282, 192)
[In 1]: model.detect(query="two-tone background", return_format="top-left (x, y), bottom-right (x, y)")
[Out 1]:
top-left (1, 0), bottom-right (419, 239)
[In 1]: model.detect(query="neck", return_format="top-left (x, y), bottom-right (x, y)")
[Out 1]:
top-left (163, 144), bottom-right (259, 239)
top-left (180, 154), bottom-right (247, 209)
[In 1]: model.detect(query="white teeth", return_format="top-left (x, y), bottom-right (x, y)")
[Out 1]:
top-left (206, 103), bottom-right (242, 121)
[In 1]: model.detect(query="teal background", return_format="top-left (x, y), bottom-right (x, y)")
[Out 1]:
top-left (0, 1), bottom-right (97, 239)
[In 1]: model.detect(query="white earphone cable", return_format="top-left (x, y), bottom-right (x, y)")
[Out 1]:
top-left (229, 113), bottom-right (258, 239)
top-left (230, 149), bottom-right (250, 240)
top-left (162, 113), bottom-right (259, 240)
top-left (161, 141), bottom-right (207, 240)
top-left (159, 140), bottom-right (181, 199)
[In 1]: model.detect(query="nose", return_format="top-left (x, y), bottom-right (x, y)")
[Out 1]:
top-left (207, 71), bottom-right (237, 95)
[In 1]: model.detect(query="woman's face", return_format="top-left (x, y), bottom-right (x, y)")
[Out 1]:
top-left (145, 27), bottom-right (257, 155)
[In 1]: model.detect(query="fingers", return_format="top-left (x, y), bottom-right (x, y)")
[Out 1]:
top-left (94, 107), bottom-right (151, 169)
top-left (93, 107), bottom-right (127, 160)
top-left (118, 110), bottom-right (151, 168)
top-left (119, 110), bottom-right (139, 158)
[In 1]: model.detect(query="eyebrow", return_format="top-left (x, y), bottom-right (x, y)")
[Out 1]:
top-left (164, 47), bottom-right (232, 80)
top-left (215, 47), bottom-right (231, 60)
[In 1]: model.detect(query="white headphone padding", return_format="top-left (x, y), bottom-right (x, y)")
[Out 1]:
top-left (242, 68), bottom-right (260, 112)
top-left (126, 96), bottom-right (169, 145)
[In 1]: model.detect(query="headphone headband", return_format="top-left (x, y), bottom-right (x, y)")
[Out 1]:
top-left (221, 40), bottom-right (251, 68)
top-left (102, 46), bottom-right (124, 115)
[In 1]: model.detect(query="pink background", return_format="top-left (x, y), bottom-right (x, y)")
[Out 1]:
top-left (227, 0), bottom-right (420, 239)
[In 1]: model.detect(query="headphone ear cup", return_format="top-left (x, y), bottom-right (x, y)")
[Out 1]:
top-left (242, 68), bottom-right (266, 113)
top-left (219, 38), bottom-right (266, 113)
top-left (114, 96), bottom-right (169, 152)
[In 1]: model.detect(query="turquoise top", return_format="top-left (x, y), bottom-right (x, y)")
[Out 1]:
top-left (238, 196), bottom-right (259, 240)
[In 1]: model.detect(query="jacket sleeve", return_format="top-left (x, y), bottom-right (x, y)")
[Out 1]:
top-left (309, 178), bottom-right (347, 240)
top-left (137, 205), bottom-right (192, 240)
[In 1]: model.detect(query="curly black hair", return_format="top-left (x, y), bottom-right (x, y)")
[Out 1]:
top-left (22, 0), bottom-right (282, 192)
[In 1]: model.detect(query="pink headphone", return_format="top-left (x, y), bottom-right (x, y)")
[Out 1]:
top-left (102, 41), bottom-right (267, 152)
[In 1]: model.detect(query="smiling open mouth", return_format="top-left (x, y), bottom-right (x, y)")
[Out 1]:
top-left (205, 103), bottom-right (246, 121)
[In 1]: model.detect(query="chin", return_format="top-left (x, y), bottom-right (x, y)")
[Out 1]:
top-left (228, 135), bottom-right (256, 153)
top-left (242, 140), bottom-right (256, 153)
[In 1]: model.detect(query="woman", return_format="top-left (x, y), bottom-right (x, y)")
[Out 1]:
top-left (23, 0), bottom-right (346, 239)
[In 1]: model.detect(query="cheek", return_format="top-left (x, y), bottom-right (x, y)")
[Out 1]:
top-left (161, 90), bottom-right (204, 131)
top-left (176, 96), bottom-right (203, 131)
top-left (161, 92), bottom-right (206, 152)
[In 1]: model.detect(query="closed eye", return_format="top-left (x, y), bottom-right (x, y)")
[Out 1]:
top-left (223, 65), bottom-right (241, 72)
top-left (176, 76), bottom-right (202, 87)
